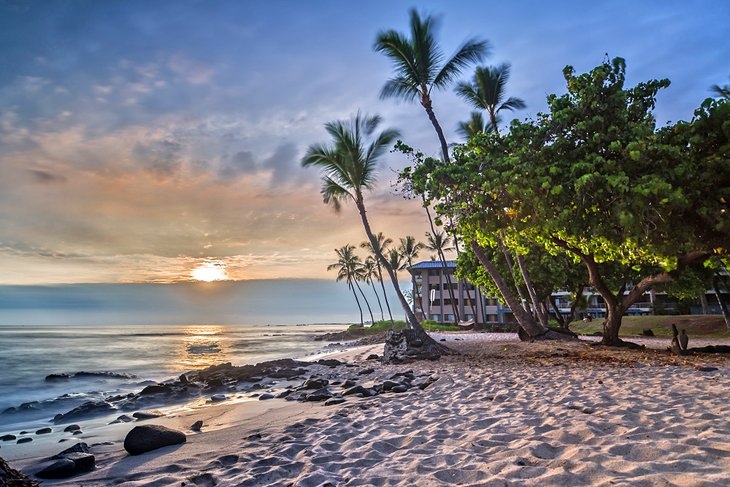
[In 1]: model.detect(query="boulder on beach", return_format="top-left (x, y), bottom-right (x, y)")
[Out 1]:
top-left (63, 424), bottom-right (81, 432)
top-left (53, 400), bottom-right (116, 424)
top-left (1, 456), bottom-right (38, 486)
top-left (123, 425), bottom-right (186, 455)
top-left (133, 410), bottom-right (163, 420)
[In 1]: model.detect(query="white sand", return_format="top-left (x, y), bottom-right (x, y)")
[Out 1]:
top-left (12, 335), bottom-right (730, 486)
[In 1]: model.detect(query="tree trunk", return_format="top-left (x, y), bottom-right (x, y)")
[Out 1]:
top-left (516, 254), bottom-right (548, 326)
top-left (470, 241), bottom-right (546, 337)
top-left (421, 93), bottom-right (450, 164)
top-left (570, 284), bottom-right (585, 324)
top-left (499, 242), bottom-right (528, 310)
top-left (354, 279), bottom-right (375, 325)
top-left (603, 304), bottom-right (625, 346)
top-left (377, 264), bottom-right (394, 322)
top-left (699, 292), bottom-right (710, 314)
top-left (471, 242), bottom-right (576, 341)
top-left (423, 203), bottom-right (460, 324)
top-left (713, 276), bottom-right (730, 332)
top-left (549, 295), bottom-right (566, 328)
top-left (349, 281), bottom-right (363, 327)
top-left (370, 279), bottom-right (385, 321)
top-left (355, 195), bottom-right (435, 342)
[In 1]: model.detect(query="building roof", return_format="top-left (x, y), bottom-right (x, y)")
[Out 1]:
top-left (410, 260), bottom-right (456, 270)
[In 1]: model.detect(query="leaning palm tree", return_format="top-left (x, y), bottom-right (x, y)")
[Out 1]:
top-left (302, 113), bottom-right (439, 346)
top-left (455, 63), bottom-right (526, 133)
top-left (398, 236), bottom-right (425, 316)
top-left (327, 244), bottom-right (365, 326)
top-left (362, 256), bottom-right (385, 322)
top-left (456, 111), bottom-right (492, 141)
top-left (361, 232), bottom-right (394, 322)
top-left (374, 8), bottom-right (489, 163)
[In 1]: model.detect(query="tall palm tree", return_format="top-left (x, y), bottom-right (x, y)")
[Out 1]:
top-left (455, 63), bottom-right (526, 133)
top-left (456, 111), bottom-right (492, 141)
top-left (374, 8), bottom-right (489, 163)
top-left (387, 248), bottom-right (404, 284)
top-left (361, 233), bottom-right (394, 322)
top-left (327, 244), bottom-right (365, 326)
top-left (363, 256), bottom-right (385, 322)
top-left (302, 112), bottom-right (432, 338)
top-left (398, 236), bottom-right (425, 316)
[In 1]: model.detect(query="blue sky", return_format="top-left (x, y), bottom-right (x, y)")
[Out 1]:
top-left (0, 0), bottom-right (727, 284)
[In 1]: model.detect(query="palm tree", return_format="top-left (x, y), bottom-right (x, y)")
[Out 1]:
top-left (455, 63), bottom-right (526, 133)
top-left (456, 111), bottom-right (492, 141)
top-left (327, 244), bottom-right (366, 326)
top-left (361, 233), bottom-right (394, 322)
top-left (374, 8), bottom-right (489, 163)
top-left (711, 78), bottom-right (730, 100)
top-left (302, 112), bottom-right (434, 340)
top-left (398, 236), bottom-right (425, 316)
top-left (363, 256), bottom-right (385, 322)
top-left (387, 248), bottom-right (404, 284)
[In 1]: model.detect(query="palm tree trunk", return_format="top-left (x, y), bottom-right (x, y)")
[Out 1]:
top-left (354, 279), bottom-right (375, 325)
top-left (423, 203), bottom-right (460, 324)
top-left (370, 279), bottom-right (385, 321)
top-left (376, 264), bottom-right (394, 322)
top-left (349, 281), bottom-right (364, 327)
top-left (421, 93), bottom-right (450, 163)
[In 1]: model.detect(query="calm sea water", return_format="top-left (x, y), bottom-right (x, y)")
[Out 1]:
top-left (0, 323), bottom-right (347, 430)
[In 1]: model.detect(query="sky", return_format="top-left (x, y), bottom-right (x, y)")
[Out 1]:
top-left (1, 0), bottom-right (728, 285)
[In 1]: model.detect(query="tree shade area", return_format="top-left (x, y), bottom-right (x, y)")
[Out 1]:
top-left (405, 58), bottom-right (729, 346)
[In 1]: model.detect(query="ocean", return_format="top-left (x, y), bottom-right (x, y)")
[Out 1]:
top-left (0, 279), bottom-right (405, 435)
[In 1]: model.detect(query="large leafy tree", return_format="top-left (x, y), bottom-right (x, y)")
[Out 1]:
top-left (374, 8), bottom-right (489, 163)
top-left (455, 63), bottom-right (526, 133)
top-left (302, 113), bottom-right (441, 346)
top-left (412, 58), bottom-right (728, 346)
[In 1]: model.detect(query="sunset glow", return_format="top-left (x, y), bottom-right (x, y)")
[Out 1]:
top-left (191, 261), bottom-right (229, 282)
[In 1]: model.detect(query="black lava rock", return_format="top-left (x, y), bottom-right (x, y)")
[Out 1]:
top-left (123, 425), bottom-right (186, 455)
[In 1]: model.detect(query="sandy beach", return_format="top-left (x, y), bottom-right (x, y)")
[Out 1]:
top-left (5, 333), bottom-right (730, 486)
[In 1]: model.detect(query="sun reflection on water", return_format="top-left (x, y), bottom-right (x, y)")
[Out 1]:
top-left (178, 324), bottom-right (229, 370)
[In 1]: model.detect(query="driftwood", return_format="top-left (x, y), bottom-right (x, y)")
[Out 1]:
top-left (669, 323), bottom-right (730, 355)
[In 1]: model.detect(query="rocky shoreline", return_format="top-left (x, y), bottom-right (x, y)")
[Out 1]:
top-left (2, 351), bottom-right (442, 482)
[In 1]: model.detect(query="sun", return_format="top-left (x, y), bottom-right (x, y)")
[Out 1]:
top-left (191, 260), bottom-right (229, 282)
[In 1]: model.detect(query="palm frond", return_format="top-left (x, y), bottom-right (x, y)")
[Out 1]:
top-left (499, 96), bottom-right (527, 112)
top-left (379, 76), bottom-right (420, 101)
top-left (432, 38), bottom-right (491, 92)
top-left (322, 176), bottom-right (351, 212)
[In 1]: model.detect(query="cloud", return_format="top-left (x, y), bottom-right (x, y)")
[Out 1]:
top-left (27, 168), bottom-right (67, 183)
top-left (167, 53), bottom-right (214, 85)
top-left (133, 138), bottom-right (183, 177)
top-left (218, 150), bottom-right (257, 179)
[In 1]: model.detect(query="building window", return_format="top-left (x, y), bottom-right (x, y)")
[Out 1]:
top-left (431, 314), bottom-right (440, 322)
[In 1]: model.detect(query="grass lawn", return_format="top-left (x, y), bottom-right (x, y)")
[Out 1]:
top-left (569, 315), bottom-right (730, 338)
